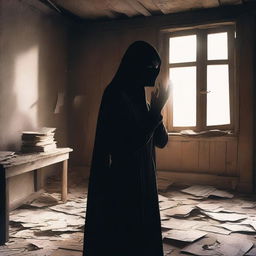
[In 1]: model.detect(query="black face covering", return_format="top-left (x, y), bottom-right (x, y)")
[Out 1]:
top-left (140, 59), bottom-right (160, 87)
top-left (111, 41), bottom-right (161, 90)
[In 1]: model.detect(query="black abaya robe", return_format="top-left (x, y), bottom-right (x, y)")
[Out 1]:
top-left (83, 41), bottom-right (168, 256)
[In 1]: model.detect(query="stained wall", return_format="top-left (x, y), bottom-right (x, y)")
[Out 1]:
top-left (0, 0), bottom-right (70, 204)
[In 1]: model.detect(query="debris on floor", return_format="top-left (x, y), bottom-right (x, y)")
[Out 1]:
top-left (161, 185), bottom-right (256, 255)
top-left (1, 174), bottom-right (256, 256)
top-left (181, 185), bottom-right (234, 199)
top-left (181, 234), bottom-right (253, 256)
top-left (164, 229), bottom-right (207, 242)
top-left (157, 178), bottom-right (173, 192)
top-left (1, 173), bottom-right (86, 256)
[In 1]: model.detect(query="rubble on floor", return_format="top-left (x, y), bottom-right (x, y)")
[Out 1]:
top-left (161, 185), bottom-right (256, 255)
top-left (0, 172), bottom-right (86, 256)
top-left (1, 174), bottom-right (256, 255)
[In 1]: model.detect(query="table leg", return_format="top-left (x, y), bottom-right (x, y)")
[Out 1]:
top-left (34, 168), bottom-right (44, 192)
top-left (61, 160), bottom-right (68, 203)
top-left (0, 167), bottom-right (9, 245)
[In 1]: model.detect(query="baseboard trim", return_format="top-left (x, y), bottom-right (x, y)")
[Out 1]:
top-left (157, 170), bottom-right (239, 190)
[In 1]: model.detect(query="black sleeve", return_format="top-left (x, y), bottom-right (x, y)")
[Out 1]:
top-left (153, 121), bottom-right (168, 148)
top-left (104, 91), bottom-right (163, 156)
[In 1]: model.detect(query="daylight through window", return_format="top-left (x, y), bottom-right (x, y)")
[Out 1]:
top-left (166, 25), bottom-right (235, 131)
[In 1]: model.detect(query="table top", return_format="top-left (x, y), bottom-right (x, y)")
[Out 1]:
top-left (0, 148), bottom-right (73, 168)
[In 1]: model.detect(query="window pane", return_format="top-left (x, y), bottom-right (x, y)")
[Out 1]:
top-left (207, 65), bottom-right (230, 126)
top-left (207, 32), bottom-right (228, 60)
top-left (170, 67), bottom-right (197, 127)
top-left (169, 35), bottom-right (196, 63)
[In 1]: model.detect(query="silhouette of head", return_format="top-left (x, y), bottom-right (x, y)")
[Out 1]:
top-left (113, 41), bottom-right (161, 89)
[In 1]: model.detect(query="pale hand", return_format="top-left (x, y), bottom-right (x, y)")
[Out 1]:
top-left (150, 83), bottom-right (170, 115)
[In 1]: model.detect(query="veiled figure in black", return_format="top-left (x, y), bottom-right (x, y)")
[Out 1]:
top-left (83, 41), bottom-right (170, 256)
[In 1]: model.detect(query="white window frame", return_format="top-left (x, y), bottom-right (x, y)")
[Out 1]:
top-left (160, 23), bottom-right (237, 133)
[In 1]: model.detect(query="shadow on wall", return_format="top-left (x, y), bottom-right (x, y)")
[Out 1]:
top-left (0, 0), bottom-right (68, 152)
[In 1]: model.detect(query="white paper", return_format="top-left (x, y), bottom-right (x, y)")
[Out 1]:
top-left (165, 229), bottom-right (207, 242)
top-left (202, 211), bottom-right (247, 222)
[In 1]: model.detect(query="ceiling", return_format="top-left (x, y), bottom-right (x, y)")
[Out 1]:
top-left (46, 0), bottom-right (252, 21)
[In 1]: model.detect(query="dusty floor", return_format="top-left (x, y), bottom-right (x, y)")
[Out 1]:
top-left (1, 172), bottom-right (256, 256)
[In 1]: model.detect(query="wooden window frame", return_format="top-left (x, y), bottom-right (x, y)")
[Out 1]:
top-left (160, 24), bottom-right (236, 133)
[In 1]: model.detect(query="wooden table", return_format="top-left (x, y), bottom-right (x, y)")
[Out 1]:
top-left (0, 147), bottom-right (73, 245)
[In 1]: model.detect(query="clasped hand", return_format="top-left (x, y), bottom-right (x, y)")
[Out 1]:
top-left (150, 83), bottom-right (170, 115)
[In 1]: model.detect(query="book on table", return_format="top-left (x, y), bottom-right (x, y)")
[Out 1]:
top-left (21, 127), bottom-right (57, 153)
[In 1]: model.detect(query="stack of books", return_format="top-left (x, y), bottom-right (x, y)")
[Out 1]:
top-left (21, 127), bottom-right (57, 153)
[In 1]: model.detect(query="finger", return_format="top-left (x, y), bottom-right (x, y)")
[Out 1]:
top-left (166, 84), bottom-right (171, 96)
top-left (151, 90), bottom-right (156, 102)
top-left (155, 86), bottom-right (159, 98)
top-left (158, 85), bottom-right (165, 100)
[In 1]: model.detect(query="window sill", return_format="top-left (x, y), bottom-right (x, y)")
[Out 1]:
top-left (168, 129), bottom-right (237, 138)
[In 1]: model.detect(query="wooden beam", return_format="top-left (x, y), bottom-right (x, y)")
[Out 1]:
top-left (106, 0), bottom-right (140, 17)
top-left (219, 0), bottom-right (242, 5)
top-left (125, 0), bottom-right (151, 16)
top-left (53, 0), bottom-right (117, 19)
top-left (137, 0), bottom-right (162, 14)
top-left (152, 0), bottom-right (219, 14)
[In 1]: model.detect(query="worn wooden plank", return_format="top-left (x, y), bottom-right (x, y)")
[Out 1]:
top-left (158, 170), bottom-right (239, 190)
top-left (169, 135), bottom-right (237, 142)
top-left (181, 141), bottom-right (199, 171)
top-left (54, 0), bottom-right (117, 19)
top-left (152, 0), bottom-right (219, 14)
top-left (236, 15), bottom-right (254, 192)
top-left (226, 140), bottom-right (238, 176)
top-left (6, 153), bottom-right (69, 179)
top-left (219, 0), bottom-right (242, 5)
top-left (137, 0), bottom-right (162, 14)
top-left (51, 0), bottom-right (246, 20)
top-left (198, 141), bottom-right (210, 171)
top-left (209, 141), bottom-right (226, 174)
top-left (125, 0), bottom-right (151, 16)
top-left (106, 0), bottom-right (141, 17)
top-left (156, 141), bottom-right (182, 171)
top-left (0, 148), bottom-right (72, 168)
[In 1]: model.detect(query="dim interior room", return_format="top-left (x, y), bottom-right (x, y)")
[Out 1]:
top-left (1, 0), bottom-right (256, 255)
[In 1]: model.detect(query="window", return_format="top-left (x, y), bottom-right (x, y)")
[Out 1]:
top-left (162, 25), bottom-right (236, 132)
